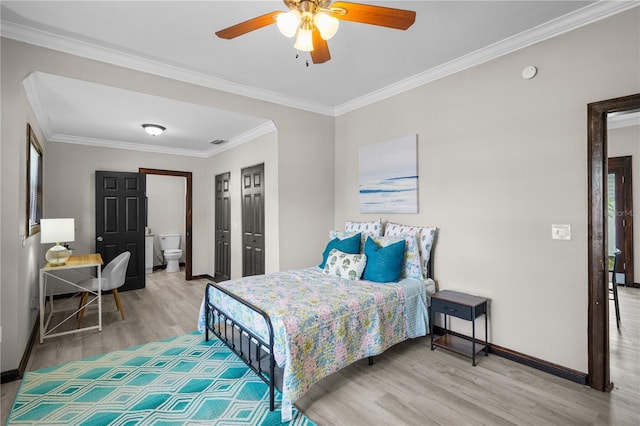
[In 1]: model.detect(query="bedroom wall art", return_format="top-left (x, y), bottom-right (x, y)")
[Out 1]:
top-left (359, 134), bottom-right (418, 213)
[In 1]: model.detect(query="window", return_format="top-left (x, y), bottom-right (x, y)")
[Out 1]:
top-left (26, 123), bottom-right (43, 237)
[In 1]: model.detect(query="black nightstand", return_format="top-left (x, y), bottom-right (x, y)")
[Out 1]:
top-left (430, 290), bottom-right (488, 366)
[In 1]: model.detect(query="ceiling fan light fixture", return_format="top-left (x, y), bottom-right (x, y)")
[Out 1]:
top-left (276, 10), bottom-right (301, 38)
top-left (314, 12), bottom-right (339, 40)
top-left (294, 27), bottom-right (314, 51)
top-left (142, 124), bottom-right (166, 136)
top-left (215, 1), bottom-right (417, 64)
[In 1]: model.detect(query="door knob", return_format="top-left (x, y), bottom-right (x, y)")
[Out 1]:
top-left (97, 236), bottom-right (103, 241)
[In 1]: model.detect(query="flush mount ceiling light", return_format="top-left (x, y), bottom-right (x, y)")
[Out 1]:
top-left (142, 124), bottom-right (166, 136)
top-left (215, 1), bottom-right (416, 64)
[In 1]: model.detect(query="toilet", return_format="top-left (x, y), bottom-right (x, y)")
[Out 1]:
top-left (159, 234), bottom-right (183, 273)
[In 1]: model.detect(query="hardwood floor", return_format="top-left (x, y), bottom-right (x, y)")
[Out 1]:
top-left (609, 286), bottom-right (640, 399)
top-left (2, 272), bottom-right (639, 425)
top-left (1, 268), bottom-right (208, 424)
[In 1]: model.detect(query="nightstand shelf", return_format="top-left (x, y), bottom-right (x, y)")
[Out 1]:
top-left (430, 290), bottom-right (488, 366)
top-left (432, 334), bottom-right (486, 357)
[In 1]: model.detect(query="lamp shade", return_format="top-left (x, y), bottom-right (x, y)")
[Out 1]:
top-left (40, 218), bottom-right (75, 244)
top-left (314, 12), bottom-right (339, 40)
top-left (294, 28), bottom-right (314, 52)
top-left (41, 218), bottom-right (75, 266)
top-left (276, 10), bottom-right (301, 38)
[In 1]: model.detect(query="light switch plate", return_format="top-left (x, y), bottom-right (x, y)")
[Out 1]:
top-left (552, 224), bottom-right (571, 240)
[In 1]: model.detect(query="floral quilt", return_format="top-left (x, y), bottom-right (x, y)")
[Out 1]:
top-left (198, 267), bottom-right (429, 405)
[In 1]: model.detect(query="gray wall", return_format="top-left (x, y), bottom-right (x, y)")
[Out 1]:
top-left (333, 9), bottom-right (639, 372)
top-left (2, 7), bottom-right (638, 380)
top-left (0, 38), bottom-right (334, 372)
top-left (207, 130), bottom-right (280, 277)
top-left (41, 143), bottom-right (210, 273)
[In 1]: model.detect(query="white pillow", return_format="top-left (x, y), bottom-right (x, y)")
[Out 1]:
top-left (322, 249), bottom-right (367, 281)
top-left (384, 222), bottom-right (437, 278)
top-left (344, 219), bottom-right (382, 236)
top-left (329, 230), bottom-right (358, 240)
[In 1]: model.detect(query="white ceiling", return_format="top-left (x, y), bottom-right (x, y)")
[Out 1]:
top-left (2, 1), bottom-right (636, 157)
top-left (22, 71), bottom-right (275, 157)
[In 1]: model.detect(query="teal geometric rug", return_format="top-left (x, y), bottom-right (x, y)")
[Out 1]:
top-left (8, 332), bottom-right (315, 425)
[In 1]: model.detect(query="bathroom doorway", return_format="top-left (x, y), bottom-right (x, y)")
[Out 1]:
top-left (140, 168), bottom-right (193, 280)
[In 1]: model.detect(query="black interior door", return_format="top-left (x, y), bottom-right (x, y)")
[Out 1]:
top-left (214, 172), bottom-right (231, 282)
top-left (242, 164), bottom-right (265, 277)
top-left (95, 171), bottom-right (146, 291)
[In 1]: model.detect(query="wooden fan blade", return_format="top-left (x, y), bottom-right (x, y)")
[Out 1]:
top-left (330, 2), bottom-right (415, 30)
top-left (311, 30), bottom-right (331, 64)
top-left (215, 11), bottom-right (281, 39)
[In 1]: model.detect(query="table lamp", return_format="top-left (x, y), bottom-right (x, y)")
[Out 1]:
top-left (40, 218), bottom-right (75, 266)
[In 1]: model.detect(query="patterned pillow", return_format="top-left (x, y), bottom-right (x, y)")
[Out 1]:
top-left (344, 219), bottom-right (382, 236)
top-left (385, 222), bottom-right (437, 278)
top-left (368, 233), bottom-right (422, 280)
top-left (323, 249), bottom-right (367, 281)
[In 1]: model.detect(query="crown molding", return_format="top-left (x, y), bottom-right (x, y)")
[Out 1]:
top-left (1, 20), bottom-right (334, 117)
top-left (204, 121), bottom-right (277, 157)
top-left (22, 72), bottom-right (54, 140)
top-left (23, 69), bottom-right (276, 158)
top-left (334, 1), bottom-right (639, 116)
top-left (48, 134), bottom-right (211, 158)
top-left (4, 1), bottom-right (637, 119)
top-left (47, 121), bottom-right (277, 159)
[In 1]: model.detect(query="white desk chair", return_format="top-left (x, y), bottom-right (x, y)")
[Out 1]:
top-left (77, 251), bottom-right (130, 327)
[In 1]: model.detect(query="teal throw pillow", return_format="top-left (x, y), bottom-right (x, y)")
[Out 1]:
top-left (319, 232), bottom-right (361, 268)
top-left (362, 236), bottom-right (405, 283)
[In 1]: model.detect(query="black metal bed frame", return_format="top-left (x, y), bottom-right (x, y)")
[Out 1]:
top-left (204, 255), bottom-right (434, 413)
top-left (204, 282), bottom-right (277, 411)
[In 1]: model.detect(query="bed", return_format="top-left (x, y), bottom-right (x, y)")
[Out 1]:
top-left (198, 222), bottom-right (437, 421)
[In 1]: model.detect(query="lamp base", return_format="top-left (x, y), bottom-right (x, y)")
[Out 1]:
top-left (46, 244), bottom-right (70, 266)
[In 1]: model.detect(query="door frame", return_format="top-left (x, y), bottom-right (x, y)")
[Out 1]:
top-left (587, 93), bottom-right (640, 392)
top-left (140, 168), bottom-right (193, 280)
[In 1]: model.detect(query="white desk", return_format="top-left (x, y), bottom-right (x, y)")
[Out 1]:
top-left (39, 253), bottom-right (103, 343)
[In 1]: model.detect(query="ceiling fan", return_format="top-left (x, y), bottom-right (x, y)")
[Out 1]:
top-left (215, 1), bottom-right (416, 64)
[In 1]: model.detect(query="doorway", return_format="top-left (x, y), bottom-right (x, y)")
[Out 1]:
top-left (587, 93), bottom-right (640, 392)
top-left (139, 168), bottom-right (193, 280)
top-left (607, 156), bottom-right (633, 287)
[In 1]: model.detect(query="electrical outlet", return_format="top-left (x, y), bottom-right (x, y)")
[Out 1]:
top-left (31, 296), bottom-right (39, 311)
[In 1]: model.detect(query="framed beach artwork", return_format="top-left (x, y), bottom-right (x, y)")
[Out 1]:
top-left (359, 134), bottom-right (418, 213)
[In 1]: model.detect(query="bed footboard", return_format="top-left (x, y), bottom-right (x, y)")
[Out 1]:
top-left (204, 282), bottom-right (276, 411)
